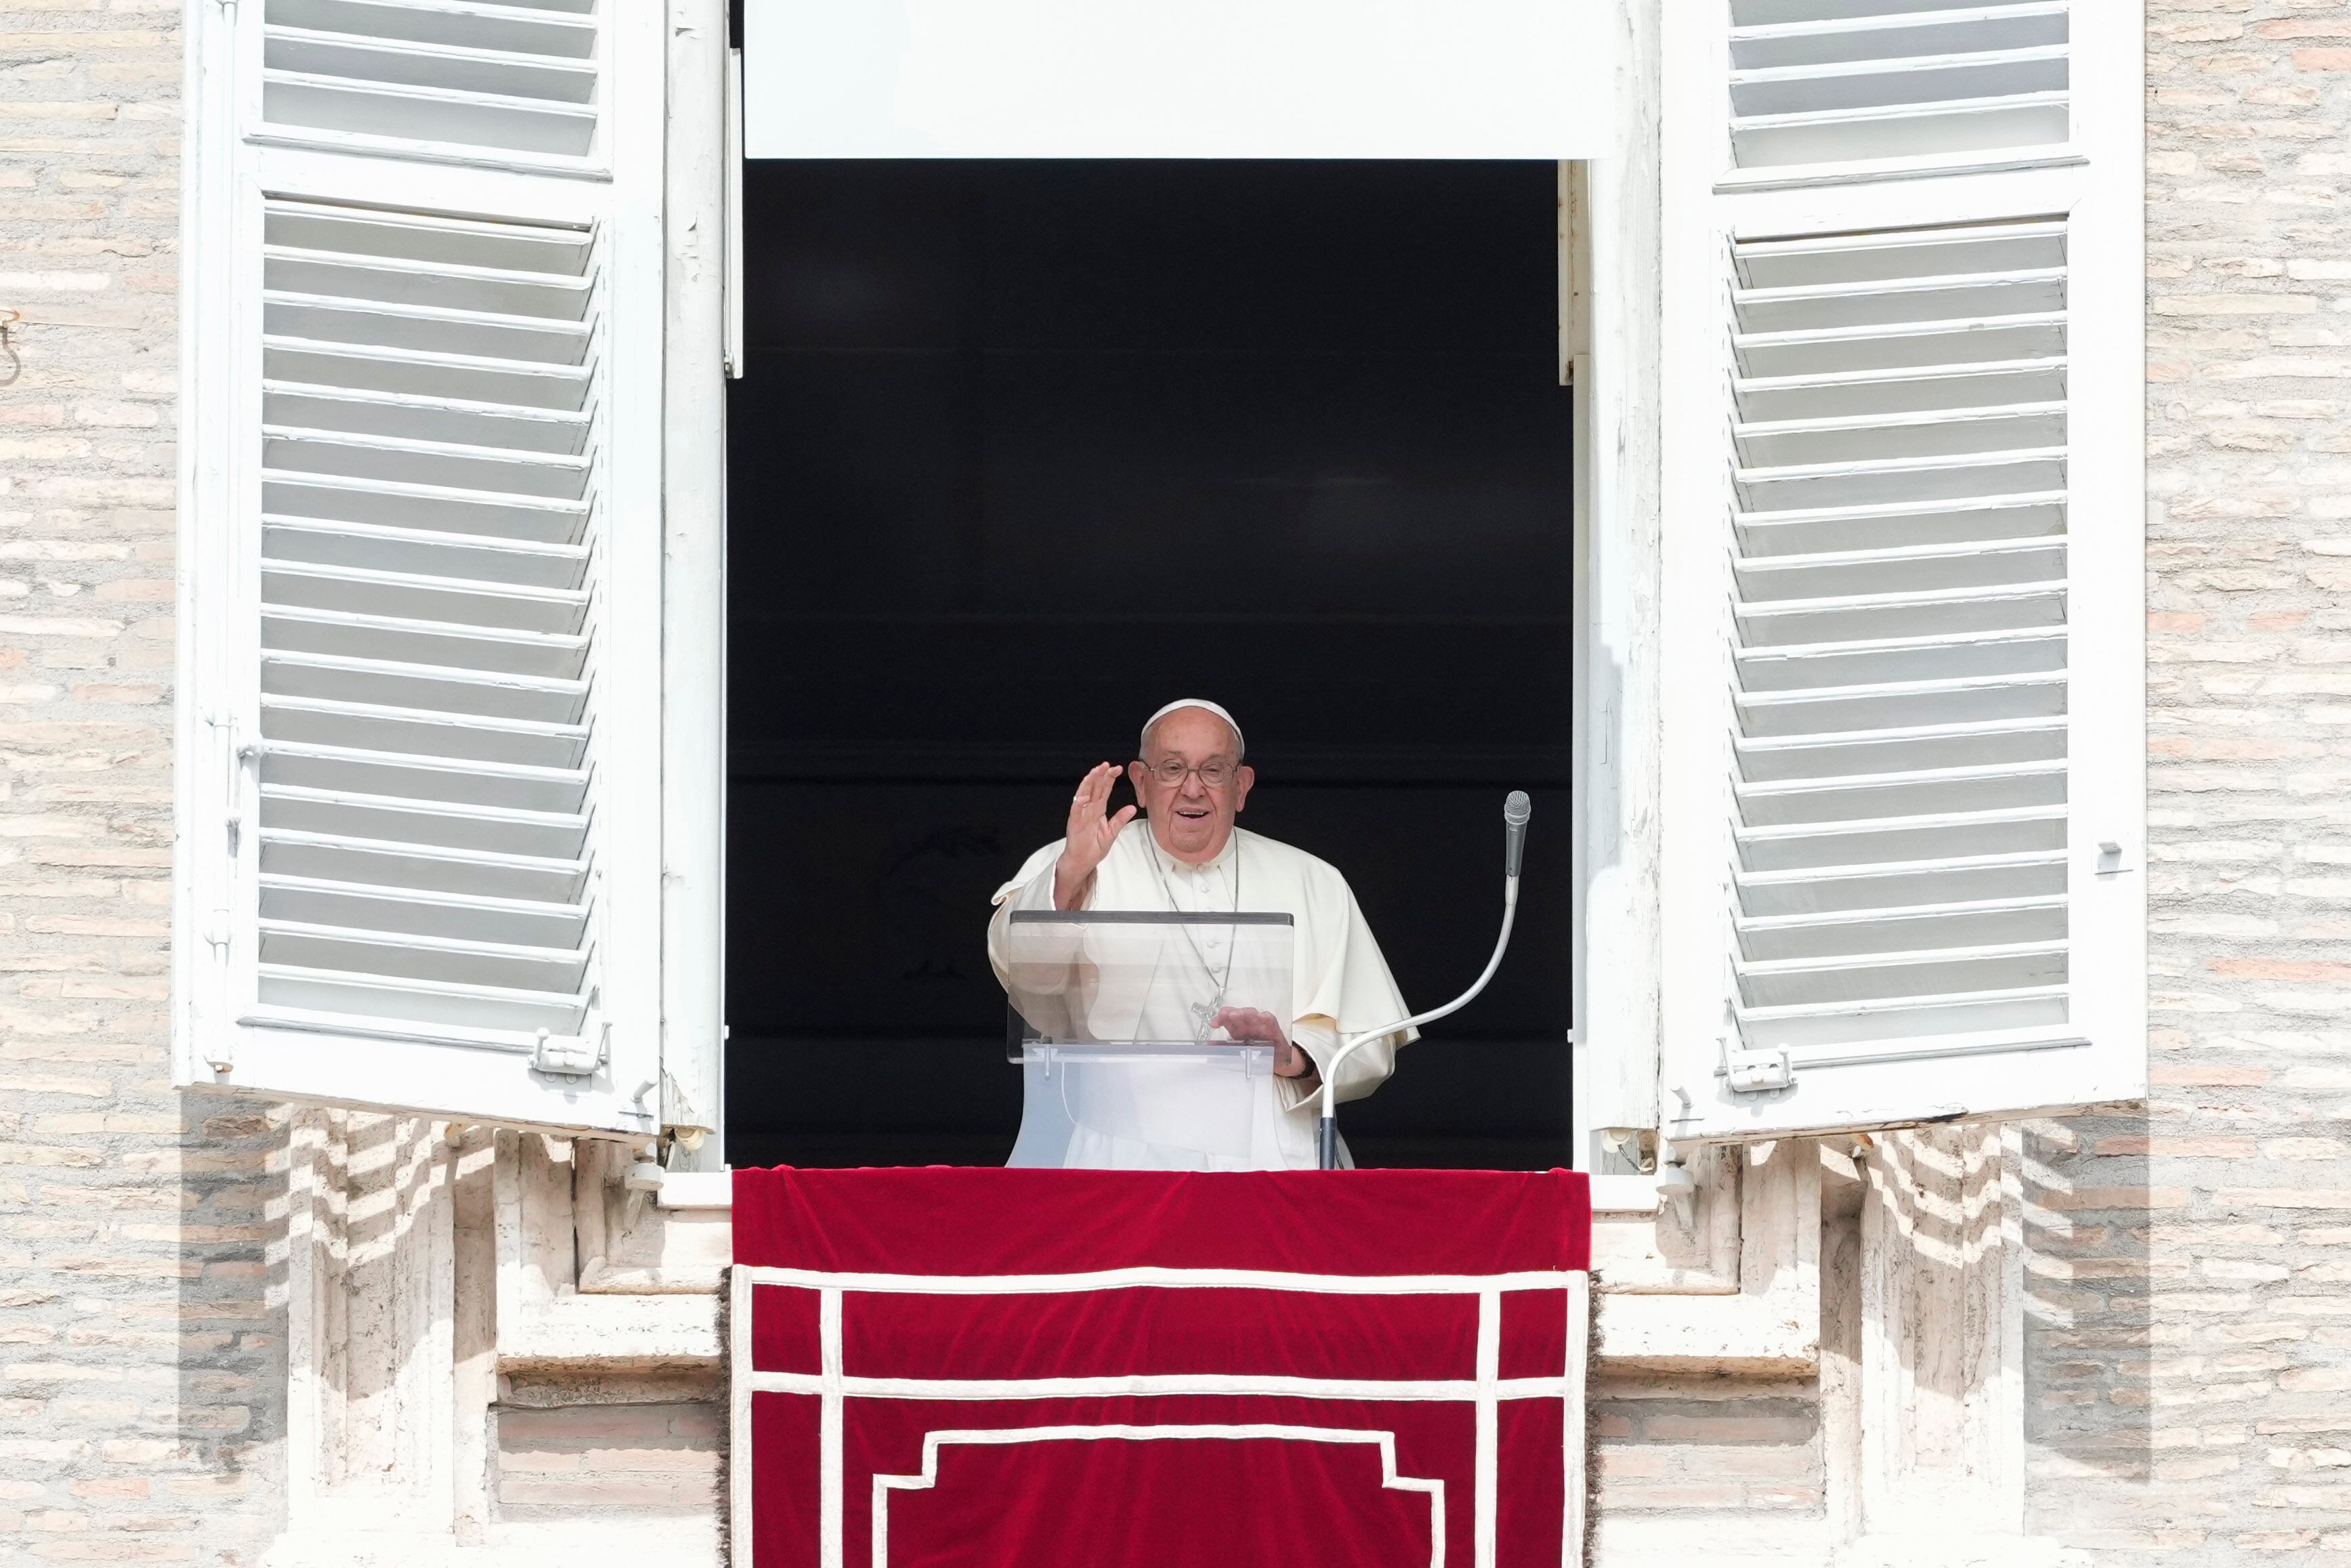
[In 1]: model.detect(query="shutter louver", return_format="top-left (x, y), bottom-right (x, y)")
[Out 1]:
top-left (178, 0), bottom-right (663, 1131)
top-left (1727, 1), bottom-right (2070, 175)
top-left (1727, 220), bottom-right (2071, 1059)
top-left (1657, 1), bottom-right (2142, 1141)
top-left (262, 0), bottom-right (600, 161)
top-left (255, 201), bottom-right (601, 1039)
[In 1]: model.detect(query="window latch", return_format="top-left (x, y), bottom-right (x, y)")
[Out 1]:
top-left (1715, 1036), bottom-right (1794, 1095)
top-left (533, 1023), bottom-right (607, 1078)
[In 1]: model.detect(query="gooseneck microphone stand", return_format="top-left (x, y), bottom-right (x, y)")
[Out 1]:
top-left (1314, 791), bottom-right (1531, 1170)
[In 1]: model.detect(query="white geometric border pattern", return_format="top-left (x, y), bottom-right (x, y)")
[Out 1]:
top-left (728, 1264), bottom-right (1591, 1568)
top-left (870, 1424), bottom-right (1446, 1568)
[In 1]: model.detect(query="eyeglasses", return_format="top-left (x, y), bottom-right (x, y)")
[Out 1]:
top-left (1141, 759), bottom-right (1238, 790)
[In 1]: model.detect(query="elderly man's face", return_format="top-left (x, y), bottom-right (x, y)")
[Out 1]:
top-left (1128, 707), bottom-right (1254, 865)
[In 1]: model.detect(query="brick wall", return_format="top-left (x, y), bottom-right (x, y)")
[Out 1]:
top-left (0, 5), bottom-right (287, 1563)
top-left (1590, 1376), bottom-right (1821, 1516)
top-left (494, 1392), bottom-right (722, 1521)
top-left (2020, 1), bottom-right (2351, 1558)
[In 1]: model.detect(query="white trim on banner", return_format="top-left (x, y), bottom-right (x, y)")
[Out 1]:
top-left (872, 1426), bottom-right (1448, 1568)
top-left (729, 1265), bottom-right (1590, 1568)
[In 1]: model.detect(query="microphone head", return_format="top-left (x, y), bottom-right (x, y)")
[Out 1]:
top-left (1504, 790), bottom-right (1531, 828)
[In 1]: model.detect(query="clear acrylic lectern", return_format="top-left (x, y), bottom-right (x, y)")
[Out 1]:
top-left (1000, 910), bottom-right (1296, 1170)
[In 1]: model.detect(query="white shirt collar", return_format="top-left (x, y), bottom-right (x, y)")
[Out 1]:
top-left (1135, 820), bottom-right (1240, 877)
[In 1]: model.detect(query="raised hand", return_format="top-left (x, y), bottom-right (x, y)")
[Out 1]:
top-left (1053, 763), bottom-right (1137, 910)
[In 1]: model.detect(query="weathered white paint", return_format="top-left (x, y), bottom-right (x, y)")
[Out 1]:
top-left (661, 0), bottom-right (729, 1152)
top-left (1569, 0), bottom-right (1667, 1160)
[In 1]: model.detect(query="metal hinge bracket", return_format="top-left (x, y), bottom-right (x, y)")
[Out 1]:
top-left (532, 1022), bottom-right (608, 1078)
top-left (1716, 1037), bottom-right (1794, 1095)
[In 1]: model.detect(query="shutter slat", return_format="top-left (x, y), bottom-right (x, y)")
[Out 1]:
top-left (265, 339), bottom-right (590, 411)
top-left (260, 878), bottom-right (587, 943)
top-left (261, 696), bottom-right (589, 769)
top-left (262, 557), bottom-right (589, 630)
top-left (1737, 406), bottom-right (2067, 467)
top-left (269, 0), bottom-right (595, 58)
top-left (262, 518), bottom-right (590, 589)
top-left (1736, 715), bottom-right (2065, 779)
top-left (261, 652), bottom-right (589, 724)
top-left (263, 828), bottom-right (585, 895)
top-left (260, 738), bottom-right (591, 814)
top-left (1737, 894), bottom-right (2067, 960)
top-left (263, 73), bottom-right (598, 158)
top-left (1735, 358), bottom-right (2067, 421)
top-left (1736, 319), bottom-right (2066, 377)
top-left (1737, 990), bottom-right (2071, 1051)
top-left (1737, 939), bottom-right (2067, 1007)
top-left (262, 383), bottom-right (591, 454)
top-left (1736, 493), bottom-right (2067, 556)
top-left (1737, 849), bottom-right (2068, 914)
top-left (264, 475), bottom-right (588, 545)
top-left (1735, 759), bottom-right (2064, 828)
top-left (1730, 3), bottom-right (2067, 62)
top-left (259, 783), bottom-right (588, 858)
top-left (266, 27), bottom-right (596, 104)
top-left (1733, 98), bottom-right (2069, 172)
top-left (1735, 582), bottom-right (2066, 648)
top-left (256, 967), bottom-right (588, 1034)
top-left (262, 427), bottom-right (593, 498)
top-left (1739, 546), bottom-right (2064, 604)
top-left (261, 606), bottom-right (590, 679)
top-left (266, 246), bottom-right (592, 318)
top-left (266, 202), bottom-right (591, 274)
top-left (1735, 804), bottom-right (2068, 869)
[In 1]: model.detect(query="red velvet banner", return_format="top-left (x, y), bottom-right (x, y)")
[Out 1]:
top-left (730, 1168), bottom-right (1591, 1568)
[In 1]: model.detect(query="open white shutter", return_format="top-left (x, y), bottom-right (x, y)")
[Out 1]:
top-left (1658, 0), bottom-right (2144, 1142)
top-left (175, 0), bottom-right (665, 1134)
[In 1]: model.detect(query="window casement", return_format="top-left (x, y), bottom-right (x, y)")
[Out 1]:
top-left (173, 0), bottom-right (675, 1133)
top-left (1655, 0), bottom-right (2146, 1141)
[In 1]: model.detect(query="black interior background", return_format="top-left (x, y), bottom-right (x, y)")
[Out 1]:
top-left (723, 160), bottom-right (1573, 1169)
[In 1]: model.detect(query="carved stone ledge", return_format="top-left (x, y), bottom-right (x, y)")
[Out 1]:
top-left (1597, 1138), bottom-right (1821, 1373)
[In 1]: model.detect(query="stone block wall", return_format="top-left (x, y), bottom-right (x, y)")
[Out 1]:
top-left (2019, 0), bottom-right (2351, 1558)
top-left (0, 5), bottom-right (289, 1563)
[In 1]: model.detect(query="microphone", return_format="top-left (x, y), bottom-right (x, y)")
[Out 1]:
top-left (1316, 788), bottom-right (1533, 1168)
top-left (1504, 790), bottom-right (1531, 879)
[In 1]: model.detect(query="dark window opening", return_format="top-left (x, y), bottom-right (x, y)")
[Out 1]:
top-left (725, 160), bottom-right (1573, 1169)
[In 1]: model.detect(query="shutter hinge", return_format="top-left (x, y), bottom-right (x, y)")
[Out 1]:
top-left (532, 1022), bottom-right (608, 1078)
top-left (198, 913), bottom-right (235, 1074)
top-left (1716, 1036), bottom-right (1794, 1095)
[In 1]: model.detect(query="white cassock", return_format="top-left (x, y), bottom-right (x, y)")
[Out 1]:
top-left (988, 819), bottom-right (1414, 1170)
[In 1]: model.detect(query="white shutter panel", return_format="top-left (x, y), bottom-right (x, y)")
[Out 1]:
top-left (175, 0), bottom-right (665, 1134)
top-left (1657, 0), bottom-right (2144, 1142)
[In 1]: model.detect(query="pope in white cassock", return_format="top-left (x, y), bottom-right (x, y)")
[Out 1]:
top-left (988, 699), bottom-right (1414, 1170)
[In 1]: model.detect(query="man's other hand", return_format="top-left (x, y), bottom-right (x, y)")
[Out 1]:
top-left (1212, 1007), bottom-right (1318, 1082)
top-left (1053, 763), bottom-right (1137, 910)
